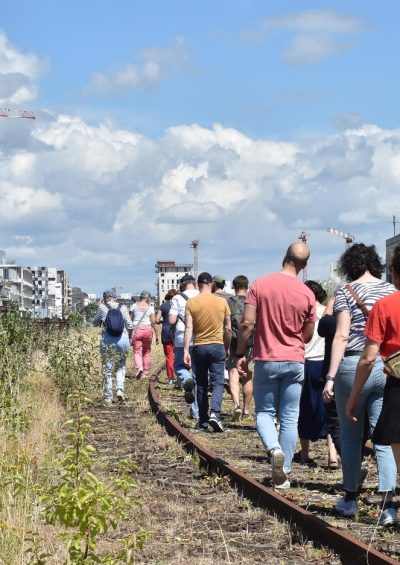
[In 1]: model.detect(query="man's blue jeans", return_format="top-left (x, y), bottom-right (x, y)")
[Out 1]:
top-left (253, 361), bottom-right (304, 474)
top-left (100, 331), bottom-right (130, 400)
top-left (334, 355), bottom-right (397, 493)
top-left (193, 343), bottom-right (225, 424)
top-left (174, 346), bottom-right (199, 419)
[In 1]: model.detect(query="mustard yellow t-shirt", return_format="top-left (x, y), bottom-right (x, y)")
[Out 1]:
top-left (185, 294), bottom-right (230, 346)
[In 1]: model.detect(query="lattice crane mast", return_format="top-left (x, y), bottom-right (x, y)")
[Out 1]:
top-left (0, 107), bottom-right (36, 120)
top-left (298, 231), bottom-right (310, 281)
top-left (327, 228), bottom-right (356, 249)
top-left (190, 240), bottom-right (199, 280)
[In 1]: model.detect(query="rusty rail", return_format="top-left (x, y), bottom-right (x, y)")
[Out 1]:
top-left (148, 367), bottom-right (397, 565)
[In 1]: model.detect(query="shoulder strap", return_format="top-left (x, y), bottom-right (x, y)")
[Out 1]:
top-left (174, 293), bottom-right (189, 326)
top-left (136, 307), bottom-right (150, 326)
top-left (131, 307), bottom-right (151, 340)
top-left (345, 284), bottom-right (369, 318)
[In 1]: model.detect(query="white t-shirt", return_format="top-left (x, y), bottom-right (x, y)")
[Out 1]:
top-left (130, 304), bottom-right (155, 327)
top-left (169, 289), bottom-right (199, 347)
top-left (305, 304), bottom-right (325, 361)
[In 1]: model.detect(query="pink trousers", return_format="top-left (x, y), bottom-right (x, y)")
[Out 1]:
top-left (132, 327), bottom-right (153, 373)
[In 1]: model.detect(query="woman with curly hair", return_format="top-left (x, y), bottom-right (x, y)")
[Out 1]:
top-left (323, 243), bottom-right (397, 524)
top-left (346, 245), bottom-right (400, 526)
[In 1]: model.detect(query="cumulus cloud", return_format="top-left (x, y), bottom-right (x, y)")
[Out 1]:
top-left (84, 38), bottom-right (189, 96)
top-left (2, 111), bottom-right (400, 292)
top-left (242, 9), bottom-right (365, 64)
top-left (0, 30), bottom-right (49, 104)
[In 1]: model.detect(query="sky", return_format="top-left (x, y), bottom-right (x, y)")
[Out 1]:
top-left (1, 0), bottom-right (400, 295)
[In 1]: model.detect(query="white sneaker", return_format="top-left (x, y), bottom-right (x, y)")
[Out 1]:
top-left (274, 479), bottom-right (290, 490)
top-left (104, 398), bottom-right (113, 405)
top-left (378, 507), bottom-right (398, 526)
top-left (116, 389), bottom-right (125, 402)
top-left (271, 447), bottom-right (287, 486)
top-left (335, 496), bottom-right (358, 517)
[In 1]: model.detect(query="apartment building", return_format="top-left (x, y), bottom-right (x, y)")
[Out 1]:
top-left (155, 260), bottom-right (193, 302)
top-left (0, 252), bottom-right (33, 311)
top-left (28, 266), bottom-right (71, 318)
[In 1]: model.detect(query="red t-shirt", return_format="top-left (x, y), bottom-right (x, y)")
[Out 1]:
top-left (364, 291), bottom-right (400, 359)
top-left (246, 272), bottom-right (316, 362)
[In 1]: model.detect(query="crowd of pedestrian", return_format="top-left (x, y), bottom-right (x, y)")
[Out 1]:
top-left (93, 240), bottom-right (400, 527)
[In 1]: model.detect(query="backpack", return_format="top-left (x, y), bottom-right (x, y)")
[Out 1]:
top-left (169, 293), bottom-right (189, 340)
top-left (228, 295), bottom-right (253, 347)
top-left (104, 304), bottom-right (124, 337)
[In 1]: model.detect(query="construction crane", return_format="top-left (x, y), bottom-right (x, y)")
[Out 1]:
top-left (298, 231), bottom-right (310, 281)
top-left (190, 240), bottom-right (199, 280)
top-left (327, 227), bottom-right (356, 249)
top-left (0, 107), bottom-right (36, 120)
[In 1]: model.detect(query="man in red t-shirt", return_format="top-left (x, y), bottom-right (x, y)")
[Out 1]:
top-left (237, 243), bottom-right (316, 487)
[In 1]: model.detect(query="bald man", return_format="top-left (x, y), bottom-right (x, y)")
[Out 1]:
top-left (236, 243), bottom-right (316, 488)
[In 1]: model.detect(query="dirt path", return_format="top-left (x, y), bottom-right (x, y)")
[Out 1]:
top-left (86, 357), bottom-right (340, 564)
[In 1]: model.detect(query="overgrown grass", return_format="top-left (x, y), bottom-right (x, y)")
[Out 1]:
top-left (0, 315), bottom-right (145, 564)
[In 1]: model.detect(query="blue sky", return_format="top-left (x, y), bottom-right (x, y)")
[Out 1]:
top-left (1, 1), bottom-right (400, 294)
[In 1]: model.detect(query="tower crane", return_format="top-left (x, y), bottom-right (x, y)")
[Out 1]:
top-left (298, 231), bottom-right (310, 281)
top-left (0, 107), bottom-right (35, 120)
top-left (327, 228), bottom-right (356, 249)
top-left (190, 240), bottom-right (199, 280)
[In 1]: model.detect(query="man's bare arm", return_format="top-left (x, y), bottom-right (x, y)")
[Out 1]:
top-left (223, 315), bottom-right (232, 355)
top-left (168, 312), bottom-right (177, 325)
top-left (237, 304), bottom-right (256, 354)
top-left (183, 312), bottom-right (193, 366)
top-left (302, 322), bottom-right (315, 344)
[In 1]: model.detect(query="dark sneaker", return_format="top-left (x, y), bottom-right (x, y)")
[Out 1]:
top-left (183, 377), bottom-right (195, 404)
top-left (209, 412), bottom-right (224, 433)
top-left (195, 421), bottom-right (209, 431)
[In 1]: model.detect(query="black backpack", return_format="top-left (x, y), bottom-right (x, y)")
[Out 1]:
top-left (228, 295), bottom-right (253, 347)
top-left (104, 304), bottom-right (124, 337)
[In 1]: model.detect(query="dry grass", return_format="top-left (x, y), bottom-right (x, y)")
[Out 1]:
top-left (0, 370), bottom-right (67, 564)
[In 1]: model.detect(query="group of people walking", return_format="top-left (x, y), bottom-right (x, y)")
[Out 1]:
top-left (93, 240), bottom-right (400, 527)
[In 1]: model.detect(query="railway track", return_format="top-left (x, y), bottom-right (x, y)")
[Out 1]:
top-left (149, 364), bottom-right (400, 565)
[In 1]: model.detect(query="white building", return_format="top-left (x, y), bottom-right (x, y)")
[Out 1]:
top-left (29, 266), bottom-right (65, 318)
top-left (0, 252), bottom-right (33, 311)
top-left (155, 260), bottom-right (193, 302)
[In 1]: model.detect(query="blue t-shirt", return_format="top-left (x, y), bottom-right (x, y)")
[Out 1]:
top-left (160, 302), bottom-right (173, 344)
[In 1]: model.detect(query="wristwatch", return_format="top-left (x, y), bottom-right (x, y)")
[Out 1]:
top-left (325, 375), bottom-right (335, 382)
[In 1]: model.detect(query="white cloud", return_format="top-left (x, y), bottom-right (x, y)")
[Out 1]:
top-left (84, 38), bottom-right (188, 96)
top-left (0, 181), bottom-right (63, 224)
top-left (0, 30), bottom-right (48, 104)
top-left (242, 10), bottom-right (365, 64)
top-left (3, 109), bottom-right (400, 292)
